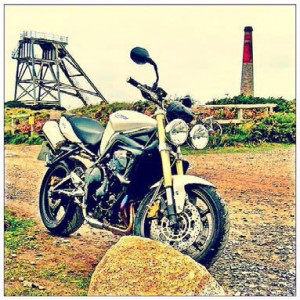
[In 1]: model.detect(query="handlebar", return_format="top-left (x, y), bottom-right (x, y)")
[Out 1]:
top-left (127, 77), bottom-right (160, 104)
top-left (127, 77), bottom-right (140, 88)
top-left (127, 77), bottom-right (168, 107)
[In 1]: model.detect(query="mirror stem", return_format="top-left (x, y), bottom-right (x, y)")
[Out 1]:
top-left (149, 59), bottom-right (159, 90)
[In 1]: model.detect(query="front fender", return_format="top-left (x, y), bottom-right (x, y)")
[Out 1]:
top-left (173, 175), bottom-right (215, 213)
top-left (150, 175), bottom-right (215, 214)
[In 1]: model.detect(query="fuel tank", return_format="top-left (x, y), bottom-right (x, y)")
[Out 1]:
top-left (100, 110), bottom-right (157, 154)
top-left (110, 110), bottom-right (156, 131)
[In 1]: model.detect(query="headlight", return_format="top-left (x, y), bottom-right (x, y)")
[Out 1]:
top-left (189, 124), bottom-right (209, 149)
top-left (165, 119), bottom-right (189, 146)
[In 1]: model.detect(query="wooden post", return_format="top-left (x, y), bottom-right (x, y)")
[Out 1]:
top-left (11, 118), bottom-right (15, 134)
top-left (237, 108), bottom-right (244, 121)
top-left (264, 107), bottom-right (269, 117)
top-left (29, 115), bottom-right (35, 136)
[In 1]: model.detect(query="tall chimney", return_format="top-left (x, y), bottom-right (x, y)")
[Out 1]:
top-left (240, 26), bottom-right (254, 96)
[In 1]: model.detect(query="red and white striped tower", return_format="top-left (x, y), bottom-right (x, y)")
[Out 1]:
top-left (240, 26), bottom-right (254, 96)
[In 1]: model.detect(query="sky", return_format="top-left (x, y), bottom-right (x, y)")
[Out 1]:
top-left (3, 4), bottom-right (296, 108)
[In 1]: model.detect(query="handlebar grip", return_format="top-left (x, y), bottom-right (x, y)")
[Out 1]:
top-left (127, 77), bottom-right (140, 87)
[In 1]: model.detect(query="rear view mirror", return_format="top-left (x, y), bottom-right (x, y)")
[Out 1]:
top-left (130, 47), bottom-right (151, 65)
top-left (130, 46), bottom-right (159, 89)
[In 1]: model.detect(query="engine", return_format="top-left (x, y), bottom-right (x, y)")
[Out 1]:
top-left (107, 150), bottom-right (129, 175)
top-left (84, 149), bottom-right (132, 224)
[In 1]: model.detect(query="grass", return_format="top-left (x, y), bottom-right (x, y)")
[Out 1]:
top-left (4, 209), bottom-right (37, 251)
top-left (182, 143), bottom-right (294, 155)
top-left (4, 209), bottom-right (92, 296)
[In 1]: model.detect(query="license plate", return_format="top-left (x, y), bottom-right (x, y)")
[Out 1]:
top-left (37, 142), bottom-right (51, 161)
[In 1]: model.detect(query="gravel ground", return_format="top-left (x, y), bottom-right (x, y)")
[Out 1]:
top-left (188, 147), bottom-right (296, 296)
top-left (4, 145), bottom-right (296, 296)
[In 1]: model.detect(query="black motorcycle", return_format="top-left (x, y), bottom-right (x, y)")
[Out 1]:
top-left (38, 47), bottom-right (229, 267)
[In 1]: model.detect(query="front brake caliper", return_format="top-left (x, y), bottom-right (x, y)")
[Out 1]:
top-left (147, 200), bottom-right (160, 218)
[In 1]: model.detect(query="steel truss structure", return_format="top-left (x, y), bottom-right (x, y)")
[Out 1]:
top-left (12, 31), bottom-right (107, 106)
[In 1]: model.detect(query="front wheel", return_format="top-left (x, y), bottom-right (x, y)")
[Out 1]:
top-left (133, 185), bottom-right (229, 268)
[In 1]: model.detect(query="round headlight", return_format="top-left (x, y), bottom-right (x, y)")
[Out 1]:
top-left (165, 119), bottom-right (189, 146)
top-left (189, 124), bottom-right (209, 149)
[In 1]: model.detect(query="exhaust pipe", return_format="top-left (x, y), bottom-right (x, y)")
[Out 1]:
top-left (83, 203), bottom-right (135, 235)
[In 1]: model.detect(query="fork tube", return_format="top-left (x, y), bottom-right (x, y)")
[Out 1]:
top-left (156, 111), bottom-right (176, 224)
top-left (156, 111), bottom-right (172, 187)
top-left (175, 146), bottom-right (184, 175)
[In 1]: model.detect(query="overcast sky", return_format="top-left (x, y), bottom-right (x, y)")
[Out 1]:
top-left (4, 4), bottom-right (295, 108)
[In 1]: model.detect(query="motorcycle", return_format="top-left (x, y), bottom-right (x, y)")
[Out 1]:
top-left (38, 47), bottom-right (229, 267)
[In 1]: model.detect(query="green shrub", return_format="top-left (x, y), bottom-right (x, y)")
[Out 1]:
top-left (4, 131), bottom-right (44, 145)
top-left (215, 131), bottom-right (251, 147)
top-left (4, 131), bottom-right (13, 143)
top-left (249, 113), bottom-right (295, 144)
top-left (27, 135), bottom-right (44, 145)
top-left (4, 101), bottom-right (66, 111)
top-left (206, 96), bottom-right (295, 113)
top-left (8, 133), bottom-right (29, 144)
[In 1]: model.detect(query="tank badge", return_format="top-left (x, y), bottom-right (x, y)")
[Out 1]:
top-left (115, 113), bottom-right (129, 120)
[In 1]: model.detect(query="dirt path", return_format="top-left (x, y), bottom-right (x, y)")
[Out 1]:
top-left (4, 144), bottom-right (295, 296)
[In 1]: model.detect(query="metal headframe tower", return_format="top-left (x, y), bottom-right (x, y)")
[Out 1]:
top-left (12, 31), bottom-right (108, 106)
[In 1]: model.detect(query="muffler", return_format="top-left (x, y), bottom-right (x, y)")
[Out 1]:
top-left (83, 204), bottom-right (135, 235)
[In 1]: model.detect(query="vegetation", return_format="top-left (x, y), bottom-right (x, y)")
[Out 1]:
top-left (182, 142), bottom-right (293, 155)
top-left (4, 96), bottom-right (295, 147)
top-left (206, 95), bottom-right (295, 113)
top-left (202, 96), bottom-right (295, 147)
top-left (71, 100), bottom-right (155, 126)
top-left (4, 209), bottom-right (92, 296)
top-left (4, 209), bottom-right (37, 251)
top-left (5, 131), bottom-right (44, 145)
top-left (249, 112), bottom-right (296, 144)
top-left (4, 100), bottom-right (66, 111)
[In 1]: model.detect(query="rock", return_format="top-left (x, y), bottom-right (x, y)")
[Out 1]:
top-left (5, 152), bottom-right (18, 157)
top-left (88, 236), bottom-right (225, 296)
top-left (23, 281), bottom-right (33, 288)
top-left (18, 277), bottom-right (25, 282)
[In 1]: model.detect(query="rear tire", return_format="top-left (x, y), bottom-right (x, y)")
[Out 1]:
top-left (205, 121), bottom-right (223, 147)
top-left (134, 185), bottom-right (229, 268)
top-left (39, 161), bottom-right (84, 236)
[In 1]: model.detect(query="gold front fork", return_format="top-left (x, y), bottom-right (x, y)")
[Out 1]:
top-left (156, 111), bottom-right (172, 187)
top-left (155, 111), bottom-right (178, 225)
top-left (175, 146), bottom-right (184, 175)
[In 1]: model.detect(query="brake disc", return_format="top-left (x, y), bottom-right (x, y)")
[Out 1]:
top-left (149, 201), bottom-right (203, 251)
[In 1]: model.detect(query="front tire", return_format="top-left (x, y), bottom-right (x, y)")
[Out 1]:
top-left (133, 185), bottom-right (229, 268)
top-left (39, 161), bottom-right (84, 236)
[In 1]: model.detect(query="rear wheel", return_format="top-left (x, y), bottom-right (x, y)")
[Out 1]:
top-left (134, 185), bottom-right (229, 268)
top-left (205, 121), bottom-right (223, 146)
top-left (39, 161), bottom-right (84, 236)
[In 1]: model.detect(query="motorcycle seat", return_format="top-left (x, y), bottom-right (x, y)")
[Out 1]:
top-left (62, 114), bottom-right (104, 145)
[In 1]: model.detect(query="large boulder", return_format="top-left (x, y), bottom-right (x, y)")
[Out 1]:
top-left (88, 236), bottom-right (225, 296)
